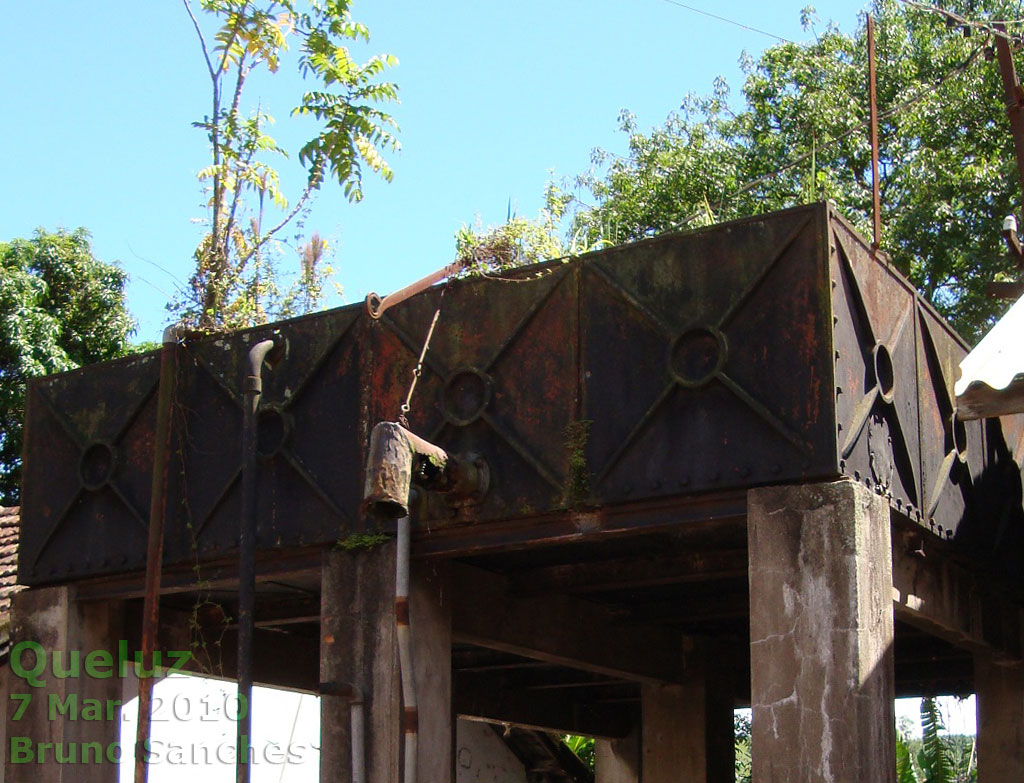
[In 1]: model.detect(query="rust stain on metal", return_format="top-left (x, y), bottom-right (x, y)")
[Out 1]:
top-left (15, 203), bottom-right (1024, 587)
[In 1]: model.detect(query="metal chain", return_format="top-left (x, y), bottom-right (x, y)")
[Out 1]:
top-left (398, 285), bottom-right (449, 428)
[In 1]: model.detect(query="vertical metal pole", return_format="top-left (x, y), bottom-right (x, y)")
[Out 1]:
top-left (396, 515), bottom-right (418, 783)
top-left (994, 23), bottom-right (1024, 220)
top-left (135, 327), bottom-right (179, 783)
top-left (237, 339), bottom-right (276, 783)
top-left (868, 14), bottom-right (882, 251)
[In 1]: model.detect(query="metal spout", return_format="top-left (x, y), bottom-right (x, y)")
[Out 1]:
top-left (363, 421), bottom-right (486, 519)
top-left (363, 422), bottom-right (446, 518)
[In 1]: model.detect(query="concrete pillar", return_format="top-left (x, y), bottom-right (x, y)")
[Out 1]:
top-left (641, 657), bottom-right (733, 783)
top-left (320, 546), bottom-right (454, 783)
top-left (747, 479), bottom-right (895, 783)
top-left (3, 586), bottom-right (124, 783)
top-left (1, 664), bottom-right (9, 783)
top-left (975, 654), bottom-right (1024, 782)
top-left (321, 544), bottom-right (400, 783)
top-left (410, 560), bottom-right (453, 782)
top-left (595, 725), bottom-right (639, 783)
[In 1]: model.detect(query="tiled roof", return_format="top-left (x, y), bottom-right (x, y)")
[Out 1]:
top-left (0, 506), bottom-right (22, 656)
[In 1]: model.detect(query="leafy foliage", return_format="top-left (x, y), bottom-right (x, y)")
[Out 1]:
top-left (561, 0), bottom-right (1024, 342)
top-left (735, 710), bottom-right (753, 782)
top-left (895, 698), bottom-right (976, 783)
top-left (561, 734), bottom-right (595, 770)
top-left (178, 0), bottom-right (398, 330)
top-left (0, 229), bottom-right (134, 504)
top-left (453, 183), bottom-right (610, 281)
top-left (898, 730), bottom-right (918, 783)
top-left (918, 697), bottom-right (956, 783)
top-left (455, 188), bottom-right (569, 275)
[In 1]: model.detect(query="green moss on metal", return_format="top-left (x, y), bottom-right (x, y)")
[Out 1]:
top-left (334, 532), bottom-right (393, 551)
top-left (562, 419), bottom-right (593, 508)
top-left (424, 451), bottom-right (447, 470)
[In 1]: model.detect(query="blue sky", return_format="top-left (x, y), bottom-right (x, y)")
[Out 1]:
top-left (2, 1), bottom-right (870, 339)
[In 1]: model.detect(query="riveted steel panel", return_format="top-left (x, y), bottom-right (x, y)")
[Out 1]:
top-left (581, 205), bottom-right (837, 504)
top-left (20, 352), bottom-right (160, 581)
top-left (831, 217), bottom-right (924, 517)
top-left (17, 202), bottom-right (1024, 585)
top-left (370, 263), bottom-right (579, 523)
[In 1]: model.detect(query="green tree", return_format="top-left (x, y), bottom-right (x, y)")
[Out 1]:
top-left (178, 0), bottom-right (398, 331)
top-left (565, 0), bottom-right (1024, 342)
top-left (0, 229), bottom-right (134, 505)
top-left (734, 710), bottom-right (753, 783)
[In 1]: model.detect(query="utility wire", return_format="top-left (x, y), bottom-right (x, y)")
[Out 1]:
top-left (658, 43), bottom-right (985, 233)
top-left (583, 2), bottom-right (994, 238)
top-left (659, 0), bottom-right (794, 44)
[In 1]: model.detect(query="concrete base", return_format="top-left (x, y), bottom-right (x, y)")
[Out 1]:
top-left (748, 480), bottom-right (896, 783)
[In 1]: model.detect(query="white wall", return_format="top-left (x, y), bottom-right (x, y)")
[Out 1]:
top-left (455, 720), bottom-right (527, 783)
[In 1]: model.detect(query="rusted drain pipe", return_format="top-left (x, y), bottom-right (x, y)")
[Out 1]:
top-left (237, 338), bottom-right (281, 783)
top-left (363, 421), bottom-right (488, 783)
top-left (364, 258), bottom-right (468, 320)
top-left (135, 325), bottom-right (181, 783)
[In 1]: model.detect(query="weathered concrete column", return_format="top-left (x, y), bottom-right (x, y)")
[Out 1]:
top-left (320, 546), bottom-right (454, 783)
top-left (3, 586), bottom-right (124, 783)
top-left (640, 650), bottom-right (733, 783)
top-left (747, 479), bottom-right (895, 783)
top-left (975, 654), bottom-right (1024, 782)
top-left (595, 724), bottom-right (639, 783)
top-left (321, 544), bottom-right (400, 783)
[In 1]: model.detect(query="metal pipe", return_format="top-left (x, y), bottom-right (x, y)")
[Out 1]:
top-left (867, 14), bottom-right (881, 251)
top-left (319, 682), bottom-right (366, 783)
top-left (995, 23), bottom-right (1024, 224)
top-left (237, 338), bottom-right (277, 783)
top-left (395, 515), bottom-right (417, 783)
top-left (135, 325), bottom-right (181, 783)
top-left (365, 258), bottom-right (467, 319)
top-left (350, 694), bottom-right (366, 783)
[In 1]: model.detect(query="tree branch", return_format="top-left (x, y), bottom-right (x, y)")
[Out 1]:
top-left (182, 0), bottom-right (216, 80)
top-left (236, 182), bottom-right (316, 269)
top-left (223, 89), bottom-right (258, 254)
